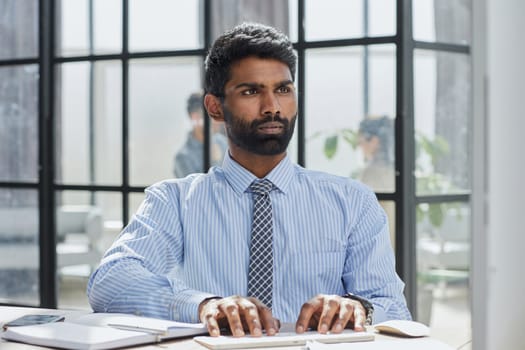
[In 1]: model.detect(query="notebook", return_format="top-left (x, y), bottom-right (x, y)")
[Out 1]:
top-left (194, 330), bottom-right (375, 350)
top-left (1, 322), bottom-right (157, 350)
top-left (67, 312), bottom-right (207, 338)
top-left (1, 313), bottom-right (207, 350)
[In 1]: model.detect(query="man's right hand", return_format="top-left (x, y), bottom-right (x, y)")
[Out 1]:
top-left (198, 295), bottom-right (280, 337)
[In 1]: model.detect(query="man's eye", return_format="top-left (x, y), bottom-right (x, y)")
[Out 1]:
top-left (242, 88), bottom-right (258, 95)
top-left (277, 86), bottom-right (291, 93)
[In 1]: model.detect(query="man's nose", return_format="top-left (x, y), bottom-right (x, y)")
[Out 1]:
top-left (261, 91), bottom-right (281, 116)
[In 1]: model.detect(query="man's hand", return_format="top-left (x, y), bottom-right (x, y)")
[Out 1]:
top-left (199, 295), bottom-right (280, 337)
top-left (295, 294), bottom-right (367, 334)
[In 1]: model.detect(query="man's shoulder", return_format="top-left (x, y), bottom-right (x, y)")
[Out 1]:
top-left (295, 166), bottom-right (372, 193)
top-left (147, 170), bottom-right (222, 194)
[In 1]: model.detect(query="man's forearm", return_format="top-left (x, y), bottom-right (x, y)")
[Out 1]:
top-left (87, 259), bottom-right (215, 322)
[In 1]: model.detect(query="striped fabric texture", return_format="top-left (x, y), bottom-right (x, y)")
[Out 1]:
top-left (87, 153), bottom-right (412, 324)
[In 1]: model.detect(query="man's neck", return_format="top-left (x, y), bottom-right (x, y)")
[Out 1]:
top-left (192, 127), bottom-right (204, 142)
top-left (229, 146), bottom-right (286, 179)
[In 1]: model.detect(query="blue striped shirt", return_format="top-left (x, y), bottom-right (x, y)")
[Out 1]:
top-left (87, 153), bottom-right (411, 324)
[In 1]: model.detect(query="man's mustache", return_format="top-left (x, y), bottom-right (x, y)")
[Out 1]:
top-left (251, 114), bottom-right (289, 129)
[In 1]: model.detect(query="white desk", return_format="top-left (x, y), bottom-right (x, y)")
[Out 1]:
top-left (0, 306), bottom-right (454, 350)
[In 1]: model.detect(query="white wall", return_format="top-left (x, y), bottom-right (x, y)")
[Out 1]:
top-left (473, 0), bottom-right (525, 349)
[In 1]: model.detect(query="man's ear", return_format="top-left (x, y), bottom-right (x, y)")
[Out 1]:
top-left (204, 94), bottom-right (224, 122)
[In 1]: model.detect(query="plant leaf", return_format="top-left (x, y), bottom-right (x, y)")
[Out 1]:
top-left (324, 135), bottom-right (338, 159)
top-left (428, 203), bottom-right (445, 227)
top-left (341, 129), bottom-right (359, 149)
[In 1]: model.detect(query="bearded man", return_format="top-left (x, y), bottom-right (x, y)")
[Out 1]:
top-left (87, 22), bottom-right (411, 338)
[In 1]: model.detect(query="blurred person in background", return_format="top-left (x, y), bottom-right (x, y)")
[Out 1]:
top-left (357, 115), bottom-right (396, 244)
top-left (173, 92), bottom-right (227, 178)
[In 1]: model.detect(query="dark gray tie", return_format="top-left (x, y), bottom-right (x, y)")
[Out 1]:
top-left (248, 179), bottom-right (274, 308)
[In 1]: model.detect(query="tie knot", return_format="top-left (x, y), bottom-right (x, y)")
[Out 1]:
top-left (250, 179), bottom-right (273, 195)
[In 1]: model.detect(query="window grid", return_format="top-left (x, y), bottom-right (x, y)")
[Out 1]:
top-left (0, 0), bottom-right (472, 317)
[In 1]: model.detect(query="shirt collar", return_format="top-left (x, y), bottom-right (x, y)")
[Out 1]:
top-left (221, 152), bottom-right (295, 195)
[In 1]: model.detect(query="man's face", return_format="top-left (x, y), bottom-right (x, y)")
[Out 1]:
top-left (221, 57), bottom-right (298, 156)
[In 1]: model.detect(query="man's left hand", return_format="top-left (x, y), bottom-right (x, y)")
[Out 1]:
top-left (295, 294), bottom-right (366, 334)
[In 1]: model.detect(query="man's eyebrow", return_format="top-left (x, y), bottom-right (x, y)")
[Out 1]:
top-left (233, 80), bottom-right (294, 90)
top-left (277, 79), bottom-right (295, 87)
top-left (233, 82), bottom-right (260, 90)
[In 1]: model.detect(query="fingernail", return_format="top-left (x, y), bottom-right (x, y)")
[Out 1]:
top-left (296, 325), bottom-right (304, 333)
top-left (334, 324), bottom-right (343, 332)
top-left (253, 327), bottom-right (262, 336)
top-left (235, 328), bottom-right (244, 337)
top-left (267, 327), bottom-right (276, 336)
top-left (210, 329), bottom-right (219, 337)
top-left (320, 323), bottom-right (328, 333)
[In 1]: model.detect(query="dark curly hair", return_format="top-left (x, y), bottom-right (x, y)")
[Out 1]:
top-left (204, 22), bottom-right (296, 97)
top-left (186, 92), bottom-right (203, 115)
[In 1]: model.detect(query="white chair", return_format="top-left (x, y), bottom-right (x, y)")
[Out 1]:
top-left (0, 206), bottom-right (103, 273)
top-left (417, 206), bottom-right (470, 299)
top-left (417, 207), bottom-right (470, 271)
top-left (56, 205), bottom-right (103, 273)
top-left (0, 207), bottom-right (39, 270)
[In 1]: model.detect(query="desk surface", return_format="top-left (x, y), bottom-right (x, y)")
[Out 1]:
top-left (0, 306), bottom-right (454, 350)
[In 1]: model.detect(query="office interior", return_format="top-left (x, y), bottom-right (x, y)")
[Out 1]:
top-left (0, 1), bottom-right (523, 349)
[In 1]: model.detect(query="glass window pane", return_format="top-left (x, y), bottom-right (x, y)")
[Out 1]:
top-left (0, 65), bottom-right (39, 182)
top-left (306, 0), bottom-right (363, 40)
top-left (209, 0), bottom-right (292, 41)
top-left (55, 61), bottom-right (122, 185)
top-left (305, 46), bottom-right (363, 176)
top-left (414, 50), bottom-right (471, 195)
top-left (368, 0), bottom-right (396, 37)
top-left (413, 0), bottom-right (472, 45)
top-left (288, 0), bottom-right (298, 42)
top-left (305, 0), bottom-right (395, 41)
top-left (129, 57), bottom-right (202, 186)
top-left (56, 0), bottom-right (122, 56)
top-left (56, 0), bottom-right (89, 56)
top-left (93, 0), bottom-right (122, 54)
top-left (305, 45), bottom-right (396, 193)
top-left (129, 192), bottom-right (146, 224)
top-left (417, 201), bottom-right (471, 345)
top-left (56, 190), bottom-right (122, 309)
top-left (0, 189), bottom-right (39, 305)
top-left (0, 0), bottom-right (38, 60)
top-left (129, 0), bottom-right (202, 52)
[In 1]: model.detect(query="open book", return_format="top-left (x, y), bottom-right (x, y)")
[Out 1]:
top-left (1, 313), bottom-right (207, 350)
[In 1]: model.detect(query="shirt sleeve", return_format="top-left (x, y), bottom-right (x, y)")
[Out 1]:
top-left (87, 181), bottom-right (215, 323)
top-left (343, 186), bottom-right (412, 322)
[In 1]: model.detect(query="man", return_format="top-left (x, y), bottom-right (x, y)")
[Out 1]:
top-left (173, 92), bottom-right (228, 178)
top-left (87, 23), bottom-right (411, 338)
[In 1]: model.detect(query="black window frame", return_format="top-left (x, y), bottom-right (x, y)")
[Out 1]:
top-left (0, 0), bottom-right (472, 320)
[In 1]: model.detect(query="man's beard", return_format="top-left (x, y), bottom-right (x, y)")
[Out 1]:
top-left (223, 107), bottom-right (296, 156)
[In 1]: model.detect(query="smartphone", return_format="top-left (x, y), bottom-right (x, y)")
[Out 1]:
top-left (2, 314), bottom-right (65, 330)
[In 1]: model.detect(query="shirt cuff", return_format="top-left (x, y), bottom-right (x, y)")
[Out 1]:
top-left (371, 304), bottom-right (387, 324)
top-left (171, 289), bottom-right (219, 323)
